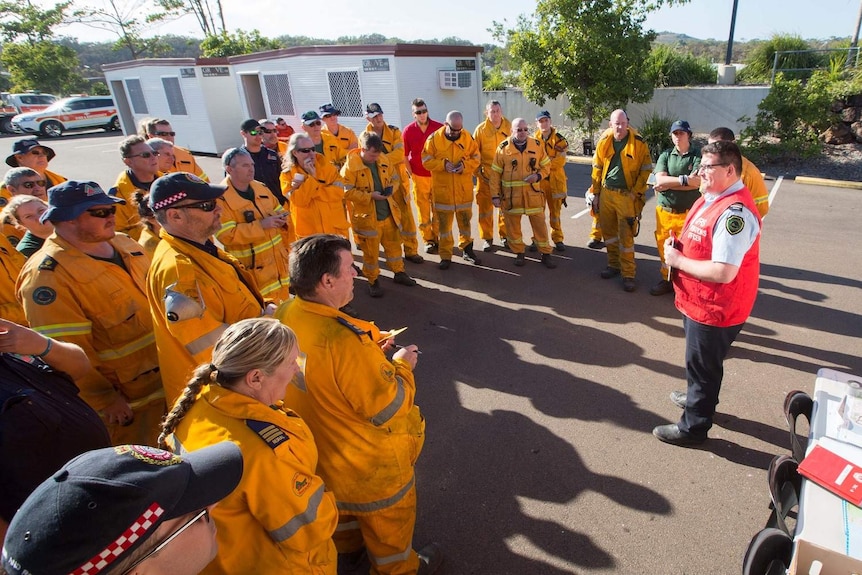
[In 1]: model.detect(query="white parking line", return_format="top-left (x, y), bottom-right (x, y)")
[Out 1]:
top-left (767, 176), bottom-right (783, 216)
top-left (570, 207), bottom-right (590, 219)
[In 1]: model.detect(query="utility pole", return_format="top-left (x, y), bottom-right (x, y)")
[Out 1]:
top-left (849, 0), bottom-right (862, 67)
top-left (724, 0), bottom-right (740, 65)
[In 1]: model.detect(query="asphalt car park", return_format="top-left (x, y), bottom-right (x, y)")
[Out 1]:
top-left (27, 132), bottom-right (862, 574)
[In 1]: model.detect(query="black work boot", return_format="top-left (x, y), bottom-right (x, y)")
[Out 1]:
top-left (462, 244), bottom-right (482, 265)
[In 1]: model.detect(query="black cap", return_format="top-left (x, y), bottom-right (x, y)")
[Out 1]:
top-left (1, 442), bottom-right (243, 575)
top-left (366, 103), bottom-right (383, 117)
top-left (319, 103), bottom-right (341, 117)
top-left (240, 118), bottom-right (261, 133)
top-left (149, 172), bottom-right (226, 211)
top-left (6, 138), bottom-right (56, 167)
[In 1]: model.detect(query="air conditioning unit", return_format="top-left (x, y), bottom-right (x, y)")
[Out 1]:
top-left (439, 71), bottom-right (472, 90)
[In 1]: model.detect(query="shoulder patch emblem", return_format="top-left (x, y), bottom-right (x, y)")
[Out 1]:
top-left (380, 363), bottom-right (395, 382)
top-left (32, 286), bottom-right (56, 305)
top-left (292, 472), bottom-right (311, 496)
top-left (38, 256), bottom-right (58, 271)
top-left (726, 214), bottom-right (745, 235)
top-left (246, 419), bottom-right (288, 449)
top-left (115, 445), bottom-right (182, 466)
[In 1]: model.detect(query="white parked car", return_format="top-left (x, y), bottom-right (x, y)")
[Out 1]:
top-left (12, 96), bottom-right (120, 138)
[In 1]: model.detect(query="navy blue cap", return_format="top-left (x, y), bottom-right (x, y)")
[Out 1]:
top-left (319, 103), bottom-right (341, 117)
top-left (42, 180), bottom-right (124, 223)
top-left (366, 103), bottom-right (383, 117)
top-left (536, 110), bottom-right (551, 120)
top-left (670, 120), bottom-right (692, 134)
top-left (6, 138), bottom-right (56, 167)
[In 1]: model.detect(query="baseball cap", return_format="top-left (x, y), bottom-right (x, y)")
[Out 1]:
top-left (670, 120), bottom-right (692, 134)
top-left (536, 110), bottom-right (552, 120)
top-left (319, 103), bottom-right (341, 117)
top-left (1, 442), bottom-right (243, 575)
top-left (240, 118), bottom-right (261, 133)
top-left (6, 138), bottom-right (56, 167)
top-left (42, 180), bottom-right (125, 223)
top-left (301, 110), bottom-right (322, 125)
top-left (149, 172), bottom-right (227, 211)
top-left (366, 103), bottom-right (384, 118)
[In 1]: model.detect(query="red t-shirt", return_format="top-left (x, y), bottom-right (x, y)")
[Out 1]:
top-left (402, 118), bottom-right (444, 177)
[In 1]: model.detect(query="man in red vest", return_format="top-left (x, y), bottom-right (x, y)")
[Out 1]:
top-left (653, 140), bottom-right (761, 447)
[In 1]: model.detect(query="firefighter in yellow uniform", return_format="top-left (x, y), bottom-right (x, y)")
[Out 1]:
top-left (111, 135), bottom-right (163, 240)
top-left (534, 110), bottom-right (570, 251)
top-left (473, 100), bottom-right (512, 251)
top-left (320, 103), bottom-right (359, 157)
top-left (217, 148), bottom-right (291, 304)
top-left (281, 135), bottom-right (350, 240)
top-left (707, 127), bottom-right (770, 218)
top-left (142, 118), bottom-right (210, 181)
top-left (300, 111), bottom-right (346, 170)
top-left (17, 181), bottom-right (165, 445)
top-left (588, 110), bottom-right (653, 292)
top-left (489, 118), bottom-right (556, 269)
top-left (0, 232), bottom-right (27, 325)
top-left (364, 103), bottom-right (423, 263)
top-left (421, 111), bottom-right (482, 269)
top-left (146, 173), bottom-right (268, 406)
top-left (162, 319), bottom-right (338, 575)
top-left (277, 234), bottom-right (440, 575)
top-left (341, 132), bottom-right (417, 298)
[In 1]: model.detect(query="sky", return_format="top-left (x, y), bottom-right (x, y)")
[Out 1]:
top-left (51, 0), bottom-right (862, 47)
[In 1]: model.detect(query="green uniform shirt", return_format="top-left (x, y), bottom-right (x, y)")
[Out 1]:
top-left (603, 136), bottom-right (629, 190)
top-left (366, 162), bottom-right (392, 221)
top-left (654, 145), bottom-right (702, 210)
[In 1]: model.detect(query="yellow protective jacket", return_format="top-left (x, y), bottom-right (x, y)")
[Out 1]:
top-left (17, 233), bottom-right (161, 411)
top-left (317, 131), bottom-right (346, 169)
top-left (110, 170), bottom-right (147, 240)
top-left (168, 146), bottom-right (209, 181)
top-left (323, 123), bottom-right (358, 155)
top-left (589, 127), bottom-right (653, 197)
top-left (147, 230), bottom-right (265, 406)
top-left (0, 233), bottom-right (26, 325)
top-left (421, 127), bottom-right (480, 211)
top-left (138, 225), bottom-right (160, 260)
top-left (742, 156), bottom-right (770, 217)
top-left (216, 177), bottom-right (290, 303)
top-left (279, 154), bottom-right (349, 238)
top-left (276, 298), bottom-right (425, 511)
top-left (489, 137), bottom-right (551, 216)
top-left (340, 150), bottom-right (402, 236)
top-left (43, 169), bottom-right (67, 189)
top-left (535, 127), bottom-right (569, 200)
top-left (472, 116), bottom-right (512, 183)
top-left (168, 385), bottom-right (337, 575)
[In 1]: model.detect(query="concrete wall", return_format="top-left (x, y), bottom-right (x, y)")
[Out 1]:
top-left (480, 86), bottom-right (770, 137)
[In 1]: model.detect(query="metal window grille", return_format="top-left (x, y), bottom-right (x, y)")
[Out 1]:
top-left (126, 79), bottom-right (148, 114)
top-left (327, 71), bottom-right (362, 118)
top-left (263, 74), bottom-right (295, 116)
top-left (162, 77), bottom-right (188, 116)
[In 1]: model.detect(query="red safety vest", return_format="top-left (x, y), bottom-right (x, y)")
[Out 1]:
top-left (673, 186), bottom-right (761, 327)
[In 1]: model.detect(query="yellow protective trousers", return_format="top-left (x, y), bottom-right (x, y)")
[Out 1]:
top-left (436, 208), bottom-right (473, 261)
top-left (356, 216), bottom-right (404, 284)
top-left (411, 175), bottom-right (437, 243)
top-left (393, 178), bottom-right (419, 256)
top-left (474, 176), bottom-right (507, 242)
top-left (540, 182), bottom-right (566, 244)
top-left (599, 187), bottom-right (638, 278)
top-left (590, 213), bottom-right (603, 242)
top-left (332, 483), bottom-right (420, 575)
top-left (654, 205), bottom-right (689, 276)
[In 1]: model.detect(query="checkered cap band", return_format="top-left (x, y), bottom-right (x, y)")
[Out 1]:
top-left (152, 192), bottom-right (187, 211)
top-left (71, 503), bottom-right (164, 575)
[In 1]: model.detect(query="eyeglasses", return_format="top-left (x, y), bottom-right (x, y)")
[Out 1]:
top-left (306, 121), bottom-right (322, 127)
top-left (516, 128), bottom-right (530, 132)
top-left (698, 163), bottom-right (728, 172)
top-left (175, 199), bottom-right (218, 212)
top-left (258, 128), bottom-right (276, 134)
top-left (121, 509), bottom-right (209, 575)
top-left (154, 131), bottom-right (176, 137)
top-left (295, 147), bottom-right (315, 154)
top-left (86, 206), bottom-right (117, 218)
top-left (414, 109), bottom-right (428, 115)
top-left (18, 179), bottom-right (46, 189)
top-left (126, 151), bottom-right (159, 159)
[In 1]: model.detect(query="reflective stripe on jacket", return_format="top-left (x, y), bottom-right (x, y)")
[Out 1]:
top-left (421, 127), bottom-right (480, 211)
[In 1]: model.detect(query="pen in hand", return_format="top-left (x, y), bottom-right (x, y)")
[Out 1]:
top-left (392, 344), bottom-right (422, 355)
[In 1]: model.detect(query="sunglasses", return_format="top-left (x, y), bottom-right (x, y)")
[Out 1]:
top-left (25, 149), bottom-right (47, 157)
top-left (155, 131), bottom-right (176, 137)
top-left (127, 151), bottom-right (159, 159)
top-left (121, 509), bottom-right (210, 575)
top-left (258, 128), bottom-right (276, 134)
top-left (175, 199), bottom-right (218, 212)
top-left (296, 147), bottom-right (315, 154)
top-left (247, 130), bottom-right (263, 136)
top-left (86, 206), bottom-right (118, 218)
top-left (305, 121), bottom-right (322, 127)
top-left (516, 128), bottom-right (531, 132)
top-left (414, 109), bottom-right (428, 114)
top-left (18, 179), bottom-right (47, 189)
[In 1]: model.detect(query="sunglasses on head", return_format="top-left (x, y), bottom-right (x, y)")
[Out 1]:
top-left (86, 206), bottom-right (118, 218)
top-left (175, 199), bottom-right (218, 212)
top-left (296, 147), bottom-right (315, 154)
top-left (127, 151), bottom-right (159, 159)
top-left (155, 131), bottom-right (176, 137)
top-left (19, 179), bottom-right (46, 189)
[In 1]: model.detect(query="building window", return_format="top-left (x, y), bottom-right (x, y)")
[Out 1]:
top-left (162, 77), bottom-right (187, 116)
top-left (263, 74), bottom-right (295, 116)
top-left (327, 71), bottom-right (362, 118)
top-left (126, 78), bottom-right (148, 114)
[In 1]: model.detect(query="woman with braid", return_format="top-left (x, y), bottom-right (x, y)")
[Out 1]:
top-left (159, 317), bottom-right (338, 574)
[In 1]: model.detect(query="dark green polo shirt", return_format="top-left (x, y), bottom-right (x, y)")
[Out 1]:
top-left (654, 145), bottom-right (701, 210)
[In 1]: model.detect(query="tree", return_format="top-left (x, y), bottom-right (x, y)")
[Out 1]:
top-left (500, 0), bottom-right (659, 137)
top-left (1, 41), bottom-right (86, 93)
top-left (152, 0), bottom-right (225, 36)
top-left (199, 29), bottom-right (281, 57)
top-left (69, 0), bottom-right (173, 59)
top-left (0, 0), bottom-right (69, 43)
